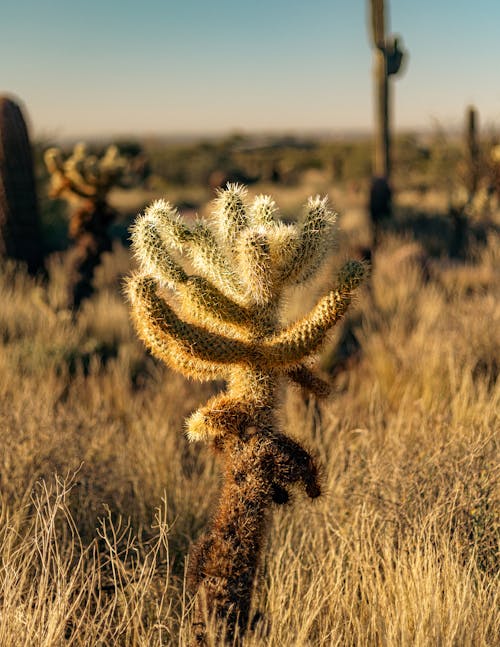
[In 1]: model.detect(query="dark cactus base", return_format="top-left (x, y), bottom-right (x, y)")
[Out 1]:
top-left (188, 426), bottom-right (321, 644)
top-left (369, 176), bottom-right (392, 247)
top-left (67, 201), bottom-right (114, 309)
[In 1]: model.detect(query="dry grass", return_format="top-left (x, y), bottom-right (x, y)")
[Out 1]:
top-left (0, 201), bottom-right (498, 645)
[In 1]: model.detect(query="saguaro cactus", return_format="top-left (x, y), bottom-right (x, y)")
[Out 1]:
top-left (126, 185), bottom-right (367, 642)
top-left (368, 0), bottom-right (406, 238)
top-left (0, 96), bottom-right (44, 274)
top-left (44, 143), bottom-right (130, 308)
top-left (465, 105), bottom-right (480, 201)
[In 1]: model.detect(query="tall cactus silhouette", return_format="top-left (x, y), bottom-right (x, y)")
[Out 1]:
top-left (0, 96), bottom-right (44, 274)
top-left (126, 185), bottom-right (367, 642)
top-left (368, 0), bottom-right (406, 242)
top-left (44, 143), bottom-right (131, 308)
top-left (465, 105), bottom-right (480, 201)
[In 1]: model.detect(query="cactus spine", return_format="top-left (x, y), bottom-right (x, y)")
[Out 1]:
top-left (0, 96), bottom-right (44, 274)
top-left (127, 185), bottom-right (367, 642)
top-left (44, 143), bottom-right (130, 308)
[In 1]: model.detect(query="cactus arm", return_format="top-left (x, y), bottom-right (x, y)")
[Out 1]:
top-left (286, 365), bottom-right (331, 398)
top-left (132, 208), bottom-right (252, 327)
top-left (142, 201), bottom-right (243, 298)
top-left (186, 222), bottom-right (243, 299)
top-left (236, 227), bottom-right (274, 305)
top-left (178, 276), bottom-right (251, 327)
top-left (263, 290), bottom-right (351, 365)
top-left (127, 275), bottom-right (228, 380)
top-left (248, 194), bottom-right (278, 226)
top-left (127, 275), bottom-right (254, 366)
top-left (131, 212), bottom-right (189, 288)
top-left (281, 196), bottom-right (337, 285)
top-left (140, 200), bottom-right (191, 250)
top-left (212, 183), bottom-right (248, 247)
top-left (186, 393), bottom-right (274, 442)
top-left (264, 261), bottom-right (367, 365)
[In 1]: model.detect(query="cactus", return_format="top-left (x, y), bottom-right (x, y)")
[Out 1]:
top-left (44, 143), bottom-right (131, 308)
top-left (368, 0), bottom-right (406, 238)
top-left (465, 105), bottom-right (480, 201)
top-left (126, 184), bottom-right (367, 641)
top-left (0, 96), bottom-right (44, 274)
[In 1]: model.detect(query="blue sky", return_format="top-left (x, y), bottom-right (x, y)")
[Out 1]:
top-left (2, 0), bottom-right (500, 138)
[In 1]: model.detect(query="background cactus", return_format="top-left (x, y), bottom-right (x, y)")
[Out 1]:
top-left (465, 105), bottom-right (480, 201)
top-left (44, 143), bottom-right (132, 308)
top-left (368, 0), bottom-right (406, 240)
top-left (126, 184), bottom-right (366, 641)
top-left (0, 96), bottom-right (44, 274)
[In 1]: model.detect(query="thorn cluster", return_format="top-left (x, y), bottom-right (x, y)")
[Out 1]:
top-left (126, 184), bottom-right (367, 642)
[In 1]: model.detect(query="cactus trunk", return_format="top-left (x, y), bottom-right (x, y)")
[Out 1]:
top-left (374, 47), bottom-right (390, 179)
top-left (188, 426), bottom-right (321, 643)
top-left (67, 200), bottom-right (114, 309)
top-left (0, 96), bottom-right (44, 274)
top-left (466, 105), bottom-right (479, 200)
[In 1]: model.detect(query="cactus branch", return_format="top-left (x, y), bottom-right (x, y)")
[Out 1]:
top-left (264, 261), bottom-right (367, 365)
top-left (127, 275), bottom-right (227, 381)
top-left (281, 195), bottom-right (337, 285)
top-left (286, 364), bottom-right (331, 398)
top-left (127, 275), bottom-right (254, 366)
top-left (212, 182), bottom-right (248, 248)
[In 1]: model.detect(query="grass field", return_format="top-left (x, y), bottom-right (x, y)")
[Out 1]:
top-left (0, 178), bottom-right (498, 645)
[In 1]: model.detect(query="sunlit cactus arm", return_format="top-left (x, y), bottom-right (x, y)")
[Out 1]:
top-left (44, 147), bottom-right (94, 200)
top-left (186, 221), bottom-right (243, 299)
top-left (178, 276), bottom-right (251, 328)
top-left (248, 194), bottom-right (278, 226)
top-left (127, 275), bottom-right (228, 381)
top-left (98, 144), bottom-right (127, 183)
top-left (263, 260), bottom-right (367, 365)
top-left (140, 200), bottom-right (191, 250)
top-left (131, 212), bottom-right (251, 327)
top-left (131, 213), bottom-right (189, 289)
top-left (43, 147), bottom-right (64, 175)
top-left (63, 144), bottom-right (101, 198)
top-left (285, 364), bottom-right (331, 398)
top-left (236, 227), bottom-right (274, 305)
top-left (126, 275), bottom-right (255, 365)
top-left (139, 200), bottom-right (242, 297)
top-left (281, 195), bottom-right (337, 285)
top-left (186, 393), bottom-right (274, 441)
top-left (212, 183), bottom-right (248, 247)
top-left (135, 201), bottom-right (245, 319)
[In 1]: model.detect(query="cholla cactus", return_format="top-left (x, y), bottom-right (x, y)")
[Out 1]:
top-left (126, 184), bottom-right (367, 642)
top-left (44, 143), bottom-right (129, 204)
top-left (44, 143), bottom-right (132, 308)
